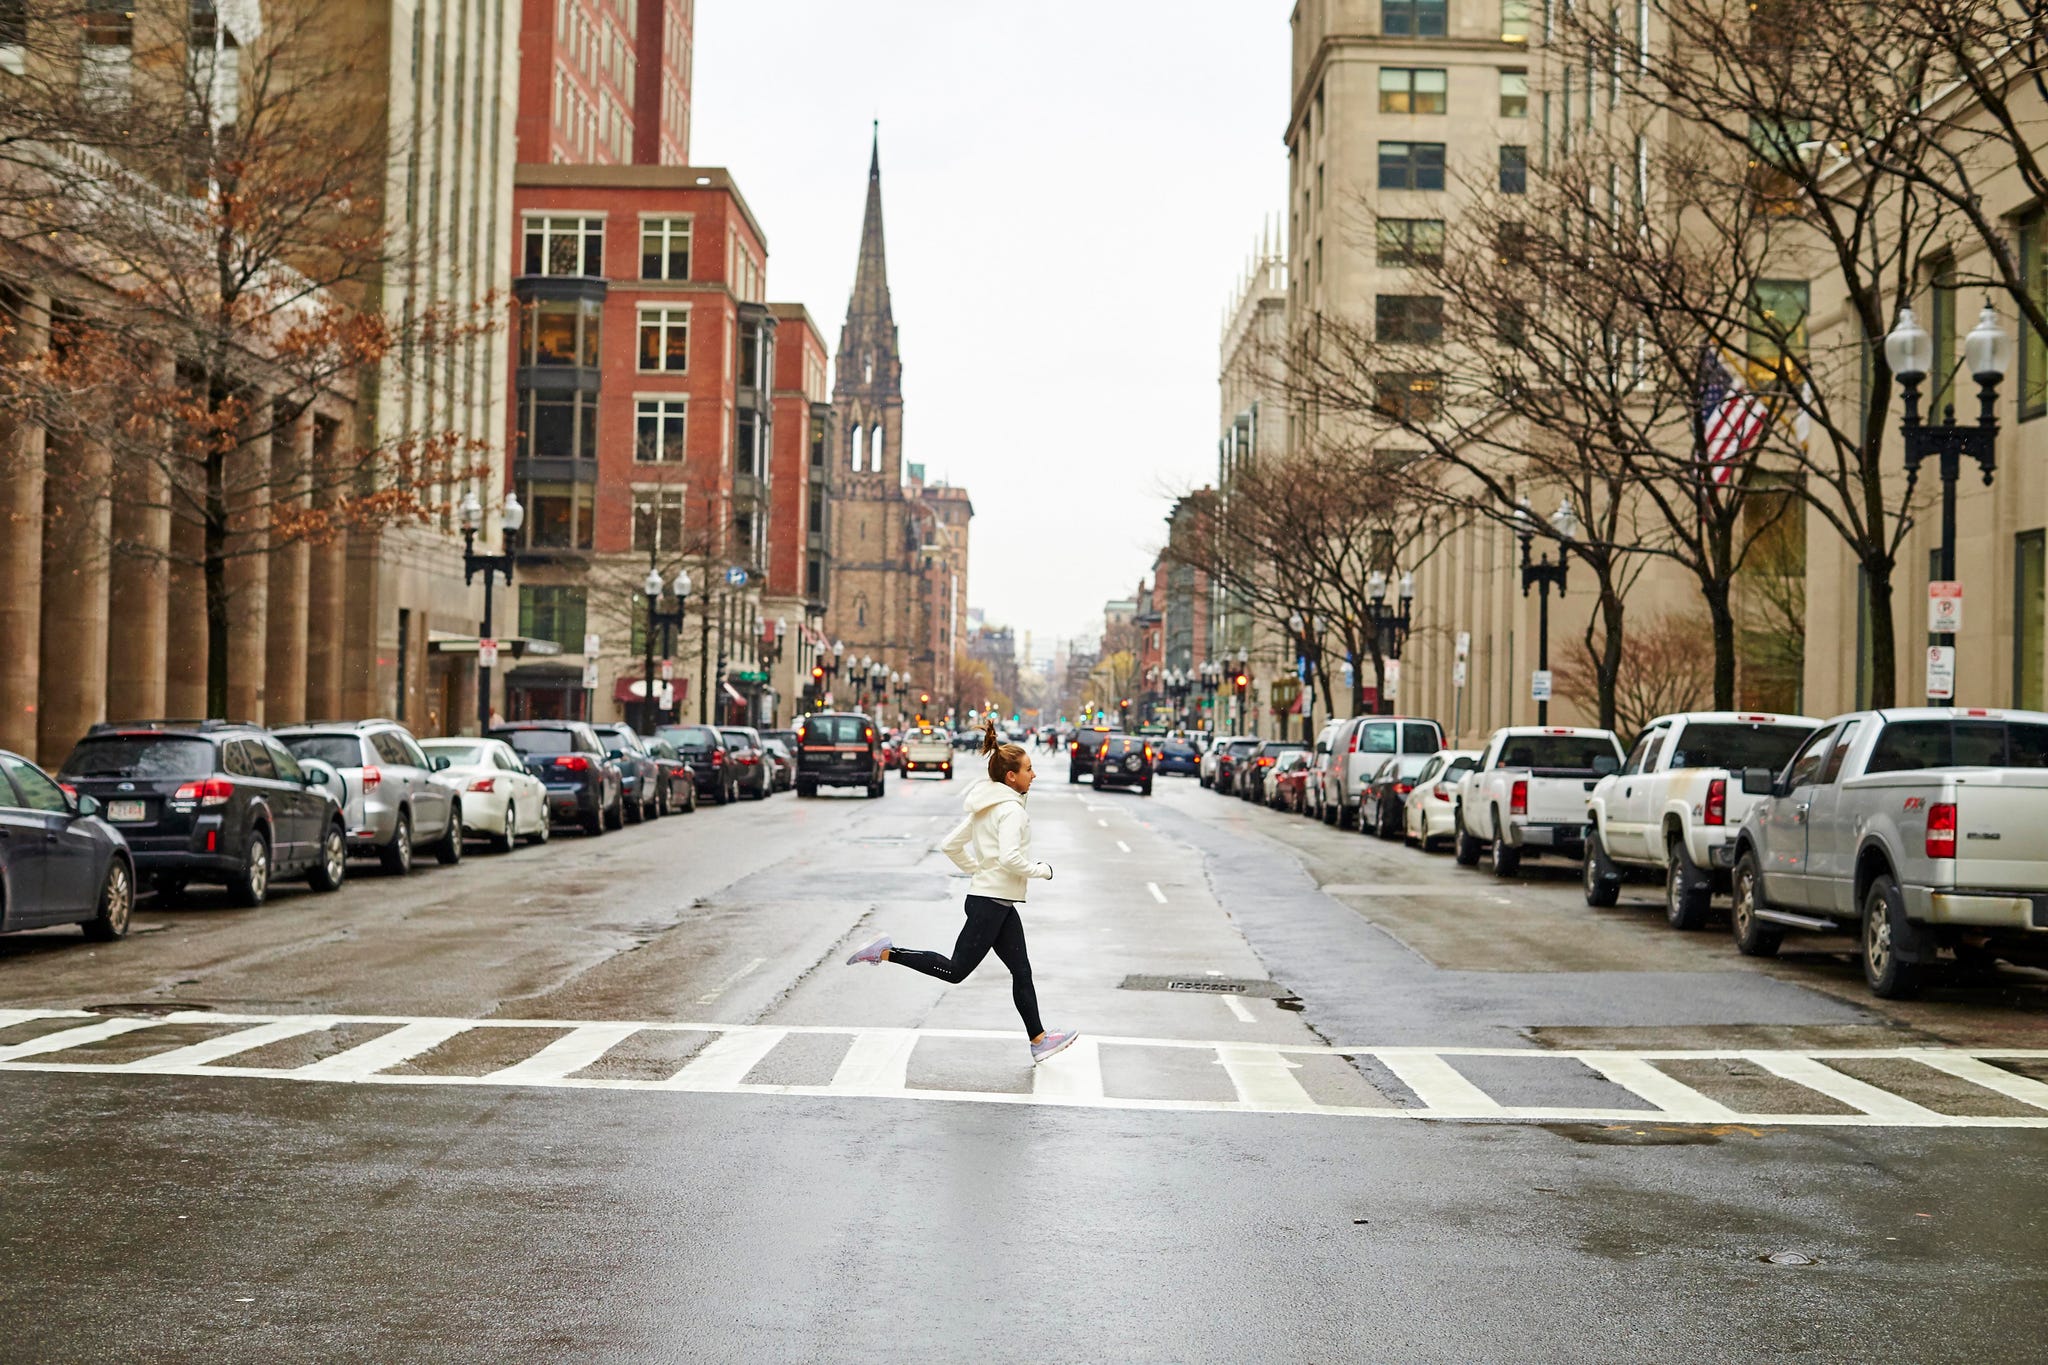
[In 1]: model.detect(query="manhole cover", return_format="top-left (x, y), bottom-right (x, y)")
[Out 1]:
top-left (1761, 1251), bottom-right (1817, 1266)
top-left (85, 1001), bottom-right (211, 1017)
top-left (1120, 974), bottom-right (1288, 997)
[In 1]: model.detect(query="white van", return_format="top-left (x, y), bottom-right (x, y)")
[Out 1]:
top-left (1312, 716), bottom-right (1445, 829)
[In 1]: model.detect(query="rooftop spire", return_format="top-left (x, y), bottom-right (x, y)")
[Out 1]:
top-left (849, 123), bottom-right (892, 322)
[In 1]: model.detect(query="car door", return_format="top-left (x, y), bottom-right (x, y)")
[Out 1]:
top-left (264, 738), bottom-right (324, 868)
top-left (233, 738), bottom-right (299, 869)
top-left (396, 731), bottom-right (453, 838)
top-left (0, 758), bottom-right (59, 921)
top-left (1611, 726), bottom-right (1668, 860)
top-left (1800, 718), bottom-right (1865, 917)
top-left (1756, 722), bottom-right (1840, 909)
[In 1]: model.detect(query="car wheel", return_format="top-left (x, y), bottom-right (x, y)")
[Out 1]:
top-left (1323, 799), bottom-right (1338, 827)
top-left (309, 823), bottom-right (348, 892)
top-left (655, 784), bottom-right (670, 819)
top-left (531, 806), bottom-right (553, 845)
top-left (1488, 814), bottom-right (1521, 877)
top-left (1582, 830), bottom-right (1621, 908)
top-left (1142, 779), bottom-right (1153, 797)
top-left (1378, 801), bottom-right (1399, 840)
top-left (1862, 873), bottom-right (1925, 999)
top-left (493, 803), bottom-right (519, 855)
top-left (380, 811), bottom-right (413, 876)
top-left (1729, 852), bottom-right (1782, 957)
top-left (605, 791), bottom-right (624, 830)
top-left (1068, 768), bottom-right (1080, 784)
top-left (582, 797), bottom-right (606, 836)
top-left (624, 787), bottom-right (644, 824)
top-left (232, 828), bottom-right (271, 908)
top-left (1664, 836), bottom-right (1713, 930)
top-left (1338, 801), bottom-right (1357, 831)
top-left (1453, 808), bottom-right (1482, 866)
top-left (82, 858), bottom-right (134, 941)
top-left (798, 781), bottom-right (817, 798)
top-left (436, 805), bottom-right (464, 865)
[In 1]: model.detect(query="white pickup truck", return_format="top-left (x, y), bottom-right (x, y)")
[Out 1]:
top-left (899, 725), bottom-right (956, 779)
top-left (1727, 707), bottom-right (2048, 998)
top-left (1584, 711), bottom-right (1820, 928)
top-left (1454, 726), bottom-right (1625, 877)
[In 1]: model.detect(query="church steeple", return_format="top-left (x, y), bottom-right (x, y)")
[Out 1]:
top-left (848, 122), bottom-right (894, 329)
top-left (837, 123), bottom-right (902, 486)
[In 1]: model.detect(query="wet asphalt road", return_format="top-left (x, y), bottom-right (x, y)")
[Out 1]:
top-left (4, 755), bottom-right (2047, 1363)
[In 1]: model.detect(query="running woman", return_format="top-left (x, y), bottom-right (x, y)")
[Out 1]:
top-left (845, 719), bottom-right (1078, 1064)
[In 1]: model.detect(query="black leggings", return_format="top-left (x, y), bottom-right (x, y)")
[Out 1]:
top-left (888, 895), bottom-right (1043, 1038)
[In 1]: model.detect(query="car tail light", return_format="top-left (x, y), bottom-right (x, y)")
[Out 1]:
top-left (1348, 731), bottom-right (1359, 753)
top-left (1704, 778), bottom-right (1726, 826)
top-left (1260, 756), bottom-right (1275, 767)
top-left (1434, 782), bottom-right (1454, 799)
top-left (1510, 779), bottom-right (1528, 816)
top-left (739, 754), bottom-right (758, 765)
top-left (468, 777), bottom-right (496, 793)
top-left (1395, 782), bottom-right (1412, 795)
top-left (60, 782), bottom-right (77, 798)
top-left (172, 777), bottom-right (234, 807)
top-left (1926, 802), bottom-right (1956, 859)
top-left (712, 750), bottom-right (725, 765)
top-left (361, 765), bottom-right (382, 792)
top-left (865, 727), bottom-right (874, 740)
top-left (556, 754), bottom-right (591, 773)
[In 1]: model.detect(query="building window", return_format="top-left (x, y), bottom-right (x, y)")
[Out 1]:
top-left (1500, 69), bottom-right (1528, 117)
top-left (640, 217), bottom-right (691, 280)
top-left (1379, 68), bottom-right (1448, 114)
top-left (2018, 530), bottom-right (2045, 709)
top-left (1499, 145), bottom-right (1528, 193)
top-left (850, 424), bottom-right (865, 472)
top-left (872, 424), bottom-right (885, 470)
top-left (1376, 295), bottom-right (1445, 344)
top-left (631, 487), bottom-right (687, 552)
top-left (1496, 301), bottom-right (1529, 347)
top-left (807, 556), bottom-right (822, 598)
top-left (635, 398), bottom-right (687, 462)
top-left (1378, 142), bottom-right (1446, 191)
top-left (809, 414), bottom-right (827, 468)
top-left (519, 585), bottom-right (588, 649)
top-left (637, 305), bottom-right (689, 372)
top-left (523, 215), bottom-right (604, 277)
top-left (520, 390), bottom-right (599, 462)
top-left (521, 482), bottom-right (594, 550)
top-left (1375, 372), bottom-right (1441, 422)
top-left (1749, 279), bottom-right (1809, 383)
top-left (84, 0), bottom-right (131, 44)
top-left (1502, 0), bottom-right (1530, 40)
top-left (736, 409), bottom-right (763, 478)
top-left (518, 299), bottom-right (601, 368)
top-left (1383, 0), bottom-right (1447, 36)
top-left (2020, 214), bottom-right (2046, 420)
top-left (1376, 218), bottom-right (1445, 266)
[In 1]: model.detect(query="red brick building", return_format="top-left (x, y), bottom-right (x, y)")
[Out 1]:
top-left (517, 0), bottom-right (693, 166)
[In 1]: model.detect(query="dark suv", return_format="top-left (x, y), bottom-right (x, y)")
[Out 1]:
top-left (492, 722), bottom-right (621, 835)
top-left (1091, 734), bottom-right (1155, 796)
top-left (596, 723), bottom-right (662, 823)
top-left (59, 721), bottom-right (348, 906)
top-left (657, 724), bottom-right (738, 804)
top-left (1067, 725), bottom-right (1112, 784)
top-left (795, 713), bottom-right (886, 798)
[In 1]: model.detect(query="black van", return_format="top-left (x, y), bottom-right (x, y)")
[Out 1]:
top-left (795, 713), bottom-right (886, 798)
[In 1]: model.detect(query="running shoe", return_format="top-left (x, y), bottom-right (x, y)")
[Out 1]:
top-left (845, 934), bottom-right (892, 966)
top-left (1030, 1029), bottom-right (1079, 1064)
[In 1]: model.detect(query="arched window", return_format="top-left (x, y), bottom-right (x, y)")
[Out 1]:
top-left (872, 424), bottom-right (884, 470)
top-left (850, 424), bottom-right (864, 472)
top-left (856, 594), bottom-right (869, 627)
top-left (864, 351), bottom-right (874, 383)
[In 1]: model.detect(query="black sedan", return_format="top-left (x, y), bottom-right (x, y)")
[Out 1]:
top-left (492, 722), bottom-right (622, 835)
top-left (656, 725), bottom-right (739, 805)
top-left (1091, 735), bottom-right (1155, 795)
top-left (640, 736), bottom-right (699, 815)
top-left (1363, 753), bottom-right (1438, 840)
top-left (0, 750), bottom-right (136, 940)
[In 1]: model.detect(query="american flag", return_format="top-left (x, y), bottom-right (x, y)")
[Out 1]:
top-left (1696, 343), bottom-right (1768, 485)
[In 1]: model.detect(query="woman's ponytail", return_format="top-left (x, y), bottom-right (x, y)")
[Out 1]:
top-left (981, 717), bottom-right (1000, 755)
top-left (983, 719), bottom-right (1028, 785)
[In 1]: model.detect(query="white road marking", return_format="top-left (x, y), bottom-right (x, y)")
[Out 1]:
top-left (4, 1010), bottom-right (2045, 1128)
top-left (1098, 819), bottom-right (1108, 828)
top-left (695, 956), bottom-right (767, 1005)
top-left (1222, 995), bottom-right (1257, 1024)
top-left (1116, 840), bottom-right (1131, 853)
top-left (1146, 882), bottom-right (1167, 903)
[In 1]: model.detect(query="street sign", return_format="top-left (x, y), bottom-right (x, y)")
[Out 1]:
top-left (1530, 669), bottom-right (1553, 701)
top-left (1385, 658), bottom-right (1400, 701)
top-left (478, 638), bottom-right (499, 669)
top-left (734, 669), bottom-right (768, 684)
top-left (1928, 581), bottom-right (1963, 634)
top-left (580, 659), bottom-right (599, 689)
top-left (583, 633), bottom-right (601, 657)
top-left (1452, 659), bottom-right (1467, 687)
top-left (659, 658), bottom-right (674, 682)
top-left (725, 566), bottom-right (749, 587)
top-left (1455, 631), bottom-right (1471, 660)
top-left (1927, 645), bottom-right (1955, 700)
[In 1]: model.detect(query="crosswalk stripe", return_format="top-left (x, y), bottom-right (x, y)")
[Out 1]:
top-left (0, 1016), bottom-right (157, 1062)
top-left (1747, 1053), bottom-right (1948, 1123)
top-left (1375, 1052), bottom-right (1505, 1116)
top-left (482, 1023), bottom-right (640, 1083)
top-left (664, 1029), bottom-right (786, 1090)
top-left (1032, 1036), bottom-right (1104, 1102)
top-left (1215, 1045), bottom-right (1317, 1112)
top-left (1579, 1052), bottom-right (1739, 1123)
top-left (291, 1020), bottom-right (474, 1081)
top-left (1907, 1051), bottom-right (2048, 1112)
top-left (125, 1018), bottom-right (335, 1072)
top-left (830, 1031), bottom-right (918, 1094)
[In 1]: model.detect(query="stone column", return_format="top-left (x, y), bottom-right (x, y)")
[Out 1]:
top-left (221, 395), bottom-right (271, 722)
top-left (37, 430), bottom-right (113, 764)
top-left (263, 406), bottom-right (312, 724)
top-left (302, 414), bottom-right (347, 720)
top-left (164, 505), bottom-right (209, 718)
top-left (104, 356), bottom-right (174, 722)
top-left (341, 527), bottom-right (384, 719)
top-left (0, 287), bottom-right (49, 757)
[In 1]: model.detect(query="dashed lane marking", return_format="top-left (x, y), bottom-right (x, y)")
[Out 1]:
top-left (695, 956), bottom-right (766, 1005)
top-left (3, 1010), bottom-right (2047, 1128)
top-left (1222, 995), bottom-right (1257, 1024)
top-left (1116, 840), bottom-right (1131, 854)
top-left (1147, 882), bottom-right (1168, 904)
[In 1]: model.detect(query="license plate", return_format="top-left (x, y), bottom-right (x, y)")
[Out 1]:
top-left (108, 799), bottom-right (146, 822)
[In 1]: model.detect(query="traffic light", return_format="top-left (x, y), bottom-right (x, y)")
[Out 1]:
top-left (920, 691), bottom-right (930, 705)
top-left (811, 665), bottom-right (825, 682)
top-left (1234, 672), bottom-right (1249, 692)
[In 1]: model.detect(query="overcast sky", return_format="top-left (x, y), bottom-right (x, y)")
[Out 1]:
top-left (693, 2), bottom-right (1292, 663)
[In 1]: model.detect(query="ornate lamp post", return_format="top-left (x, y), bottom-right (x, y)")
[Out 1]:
top-left (640, 565), bottom-right (691, 731)
top-left (1517, 495), bottom-right (1577, 725)
top-left (1363, 570), bottom-right (1415, 716)
top-left (1235, 645), bottom-right (1251, 735)
top-left (460, 490), bottom-right (523, 735)
top-left (1287, 611), bottom-right (1315, 744)
top-left (1886, 302), bottom-right (2009, 705)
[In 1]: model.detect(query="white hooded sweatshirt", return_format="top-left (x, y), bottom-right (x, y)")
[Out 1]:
top-left (939, 778), bottom-right (1052, 902)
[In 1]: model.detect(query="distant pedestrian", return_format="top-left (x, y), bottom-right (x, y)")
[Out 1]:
top-left (845, 718), bottom-right (1078, 1064)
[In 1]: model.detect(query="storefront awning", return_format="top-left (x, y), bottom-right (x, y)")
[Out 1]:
top-left (614, 677), bottom-right (684, 705)
top-left (722, 681), bottom-right (746, 706)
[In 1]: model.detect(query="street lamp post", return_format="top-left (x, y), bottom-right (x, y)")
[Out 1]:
top-left (1200, 660), bottom-right (1221, 732)
top-left (1517, 495), bottom-right (1577, 725)
top-left (641, 565), bottom-right (691, 732)
top-left (1235, 645), bottom-right (1251, 735)
top-left (1287, 611), bottom-right (1314, 744)
top-left (1886, 302), bottom-right (2009, 705)
top-left (460, 491), bottom-right (523, 735)
top-left (1363, 571), bottom-right (1416, 716)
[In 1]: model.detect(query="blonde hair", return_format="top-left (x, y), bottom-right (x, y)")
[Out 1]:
top-left (982, 718), bottom-right (1028, 785)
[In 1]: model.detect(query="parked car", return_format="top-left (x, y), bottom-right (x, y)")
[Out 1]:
top-left (0, 749), bottom-right (138, 939)
top-left (1092, 735), bottom-right (1155, 796)
top-left (1313, 717), bottom-right (1445, 829)
top-left (901, 724), bottom-right (955, 778)
top-left (1306, 718), bottom-right (1348, 823)
top-left (879, 731), bottom-right (902, 773)
top-left (492, 721), bottom-right (622, 835)
top-left (1454, 726), bottom-right (1626, 876)
top-left (60, 721), bottom-right (347, 906)
top-left (719, 727), bottom-right (775, 800)
top-left (1201, 736), bottom-right (1247, 789)
top-left (595, 723), bottom-right (663, 824)
top-left (761, 737), bottom-right (797, 792)
top-left (1402, 749), bottom-right (1482, 851)
top-left (795, 712), bottom-right (887, 798)
top-left (1363, 753), bottom-right (1440, 839)
top-left (276, 719), bottom-right (464, 874)
top-left (1213, 737), bottom-right (1261, 795)
top-left (640, 736), bottom-right (700, 815)
top-left (953, 728), bottom-right (984, 751)
top-left (1270, 749), bottom-right (1315, 812)
top-left (1066, 725), bottom-right (1112, 783)
top-left (1153, 737), bottom-right (1202, 778)
top-left (1585, 711), bottom-right (1820, 926)
top-left (1728, 708), bottom-right (2048, 998)
top-left (417, 737), bottom-right (552, 852)
top-left (658, 724), bottom-right (739, 805)
top-left (1241, 739), bottom-right (1307, 803)
top-left (763, 730), bottom-right (803, 779)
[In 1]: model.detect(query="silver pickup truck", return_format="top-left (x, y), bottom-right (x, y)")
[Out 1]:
top-left (1728, 707), bottom-right (2048, 998)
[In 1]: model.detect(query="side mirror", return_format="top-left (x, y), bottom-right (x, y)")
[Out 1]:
top-left (430, 755), bottom-right (452, 772)
top-left (1592, 755), bottom-right (1620, 776)
top-left (1740, 766), bottom-right (1775, 797)
top-left (300, 762), bottom-right (333, 787)
top-left (606, 748), bottom-right (626, 760)
top-left (75, 794), bottom-right (102, 819)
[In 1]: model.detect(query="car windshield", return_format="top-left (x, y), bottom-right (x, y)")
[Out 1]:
top-left (422, 743), bottom-right (484, 766)
top-left (1864, 720), bottom-right (2048, 773)
top-left (660, 726), bottom-right (720, 753)
top-left (61, 735), bottom-right (217, 779)
top-left (501, 729), bottom-right (575, 755)
top-left (1667, 723), bottom-right (1814, 772)
top-left (1263, 742), bottom-right (1306, 756)
top-left (801, 717), bottom-right (867, 744)
top-left (719, 731), bottom-right (756, 751)
top-left (1163, 742), bottom-right (1196, 756)
top-left (1496, 735), bottom-right (1620, 774)
top-left (1227, 740), bottom-right (1259, 756)
top-left (282, 735), bottom-right (367, 768)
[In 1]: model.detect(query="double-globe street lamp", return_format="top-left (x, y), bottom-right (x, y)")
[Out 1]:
top-left (459, 490), bottom-right (523, 735)
top-left (1884, 302), bottom-right (2010, 705)
top-left (1517, 495), bottom-right (1578, 725)
top-left (1163, 667), bottom-right (1193, 727)
top-left (640, 566), bottom-right (692, 731)
top-left (1286, 612), bottom-right (1316, 744)
top-left (1363, 571), bottom-right (1416, 716)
